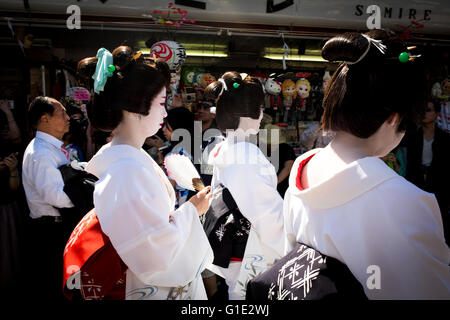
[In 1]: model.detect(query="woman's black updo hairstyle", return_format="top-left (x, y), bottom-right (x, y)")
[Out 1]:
top-left (204, 71), bottom-right (264, 131)
top-left (321, 29), bottom-right (426, 138)
top-left (77, 46), bottom-right (171, 131)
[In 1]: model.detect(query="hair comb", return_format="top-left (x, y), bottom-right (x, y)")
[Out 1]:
top-left (133, 52), bottom-right (143, 61)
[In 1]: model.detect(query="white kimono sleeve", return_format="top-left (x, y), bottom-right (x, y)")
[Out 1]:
top-left (282, 190), bottom-right (298, 255)
top-left (220, 162), bottom-right (285, 258)
top-left (338, 184), bottom-right (450, 299)
top-left (93, 161), bottom-right (213, 288)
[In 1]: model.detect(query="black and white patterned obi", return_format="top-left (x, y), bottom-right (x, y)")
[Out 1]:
top-left (202, 184), bottom-right (251, 268)
top-left (246, 242), bottom-right (367, 300)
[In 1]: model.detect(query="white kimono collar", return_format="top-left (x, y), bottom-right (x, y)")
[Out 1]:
top-left (86, 143), bottom-right (153, 179)
top-left (86, 143), bottom-right (176, 205)
top-left (208, 136), bottom-right (269, 171)
top-left (288, 149), bottom-right (399, 210)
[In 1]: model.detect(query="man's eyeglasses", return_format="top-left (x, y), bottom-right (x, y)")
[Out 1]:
top-left (198, 103), bottom-right (214, 110)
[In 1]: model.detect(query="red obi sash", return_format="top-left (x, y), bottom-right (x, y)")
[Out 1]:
top-left (62, 209), bottom-right (127, 300)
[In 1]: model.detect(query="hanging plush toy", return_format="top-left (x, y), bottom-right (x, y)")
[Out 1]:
top-left (281, 79), bottom-right (296, 110)
top-left (170, 72), bottom-right (181, 94)
top-left (194, 72), bottom-right (205, 88)
top-left (322, 71), bottom-right (331, 94)
top-left (431, 82), bottom-right (442, 99)
top-left (297, 78), bottom-right (311, 99)
top-left (150, 40), bottom-right (186, 71)
top-left (163, 72), bottom-right (182, 108)
top-left (179, 67), bottom-right (197, 109)
top-left (264, 76), bottom-right (282, 110)
top-left (193, 72), bottom-right (207, 101)
top-left (441, 79), bottom-right (450, 99)
top-left (200, 73), bottom-right (216, 89)
top-left (294, 78), bottom-right (311, 111)
top-left (195, 73), bottom-right (216, 102)
top-left (250, 73), bottom-right (268, 94)
top-left (185, 70), bottom-right (196, 87)
top-left (182, 67), bottom-right (198, 88)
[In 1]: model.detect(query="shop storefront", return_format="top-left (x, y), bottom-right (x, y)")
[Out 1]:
top-left (1, 0), bottom-right (449, 152)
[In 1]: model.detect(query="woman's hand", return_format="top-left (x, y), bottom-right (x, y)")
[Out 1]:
top-left (188, 186), bottom-right (212, 216)
top-left (171, 94), bottom-right (183, 108)
top-left (1, 152), bottom-right (20, 192)
top-left (147, 135), bottom-right (165, 148)
top-left (385, 153), bottom-right (396, 163)
top-left (2, 152), bottom-right (18, 174)
top-left (0, 100), bottom-right (11, 114)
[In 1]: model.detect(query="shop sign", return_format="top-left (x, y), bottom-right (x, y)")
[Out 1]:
top-left (69, 87), bottom-right (91, 102)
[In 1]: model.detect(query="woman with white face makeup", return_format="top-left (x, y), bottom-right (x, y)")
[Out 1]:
top-left (202, 72), bottom-right (285, 300)
top-left (63, 46), bottom-right (213, 300)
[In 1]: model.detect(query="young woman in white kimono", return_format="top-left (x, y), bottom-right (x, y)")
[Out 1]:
top-left (75, 46), bottom-right (213, 300)
top-left (283, 31), bottom-right (450, 299)
top-left (202, 72), bottom-right (285, 299)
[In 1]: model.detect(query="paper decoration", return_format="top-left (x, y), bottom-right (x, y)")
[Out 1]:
top-left (150, 41), bottom-right (186, 71)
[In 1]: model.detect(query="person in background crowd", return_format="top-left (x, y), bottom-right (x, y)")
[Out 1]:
top-left (22, 96), bottom-right (74, 300)
top-left (194, 99), bottom-right (221, 186)
top-left (92, 129), bottom-right (112, 147)
top-left (143, 133), bottom-right (166, 165)
top-left (168, 93), bottom-right (184, 109)
top-left (161, 107), bottom-right (195, 157)
top-left (406, 100), bottom-right (450, 245)
top-left (283, 30), bottom-right (449, 299)
top-left (380, 145), bottom-right (406, 177)
top-left (161, 107), bottom-right (196, 207)
top-left (62, 105), bottom-right (86, 162)
top-left (0, 100), bottom-right (25, 297)
top-left (197, 100), bottom-right (217, 133)
top-left (299, 120), bottom-right (335, 154)
top-left (0, 151), bottom-right (21, 294)
top-left (192, 100), bottom-right (226, 300)
top-left (261, 124), bottom-right (296, 198)
top-left (0, 99), bottom-right (21, 146)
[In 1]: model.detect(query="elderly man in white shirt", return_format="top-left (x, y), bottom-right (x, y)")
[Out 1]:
top-left (22, 96), bottom-right (73, 300)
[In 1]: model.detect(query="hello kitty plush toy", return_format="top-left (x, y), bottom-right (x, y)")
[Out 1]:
top-left (264, 76), bottom-right (282, 110)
